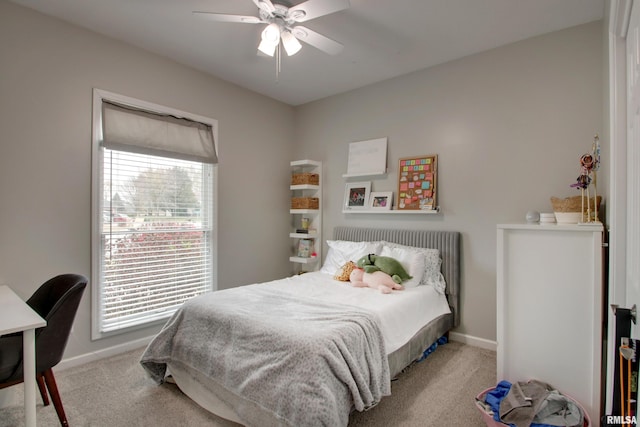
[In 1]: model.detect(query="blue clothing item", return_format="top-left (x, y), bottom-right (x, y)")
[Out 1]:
top-left (485, 381), bottom-right (512, 423)
top-left (417, 335), bottom-right (448, 362)
top-left (483, 381), bottom-right (560, 427)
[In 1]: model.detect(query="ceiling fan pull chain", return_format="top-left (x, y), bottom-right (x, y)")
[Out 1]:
top-left (276, 43), bottom-right (281, 82)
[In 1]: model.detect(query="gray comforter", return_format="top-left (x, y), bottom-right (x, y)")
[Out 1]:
top-left (140, 283), bottom-right (390, 427)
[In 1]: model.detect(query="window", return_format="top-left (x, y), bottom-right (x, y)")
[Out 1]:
top-left (91, 89), bottom-right (217, 339)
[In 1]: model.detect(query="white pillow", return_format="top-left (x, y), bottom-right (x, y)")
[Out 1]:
top-left (381, 241), bottom-right (447, 294)
top-left (320, 240), bottom-right (382, 276)
top-left (379, 245), bottom-right (424, 288)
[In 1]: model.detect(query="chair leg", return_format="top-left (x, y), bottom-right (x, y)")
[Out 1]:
top-left (43, 369), bottom-right (68, 427)
top-left (36, 374), bottom-right (50, 406)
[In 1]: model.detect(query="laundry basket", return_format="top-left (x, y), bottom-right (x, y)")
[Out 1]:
top-left (475, 387), bottom-right (591, 427)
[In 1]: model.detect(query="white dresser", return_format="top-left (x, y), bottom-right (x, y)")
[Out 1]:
top-left (496, 223), bottom-right (605, 423)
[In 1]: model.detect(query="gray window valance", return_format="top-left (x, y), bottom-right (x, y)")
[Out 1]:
top-left (101, 100), bottom-right (217, 164)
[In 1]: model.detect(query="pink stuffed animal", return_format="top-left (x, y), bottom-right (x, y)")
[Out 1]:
top-left (349, 267), bottom-right (404, 294)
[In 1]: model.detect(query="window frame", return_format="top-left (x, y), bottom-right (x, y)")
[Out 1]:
top-left (91, 88), bottom-right (218, 340)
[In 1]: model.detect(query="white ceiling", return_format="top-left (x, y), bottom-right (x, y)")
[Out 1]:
top-left (10, 0), bottom-right (605, 106)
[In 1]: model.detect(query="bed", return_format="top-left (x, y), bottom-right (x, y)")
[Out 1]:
top-left (140, 226), bottom-right (460, 427)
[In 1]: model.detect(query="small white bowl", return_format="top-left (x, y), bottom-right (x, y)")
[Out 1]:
top-left (554, 212), bottom-right (582, 224)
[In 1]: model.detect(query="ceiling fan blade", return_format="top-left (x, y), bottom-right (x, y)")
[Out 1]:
top-left (287, 0), bottom-right (350, 23)
top-left (291, 26), bottom-right (343, 55)
top-left (252, 0), bottom-right (276, 14)
top-left (193, 11), bottom-right (262, 24)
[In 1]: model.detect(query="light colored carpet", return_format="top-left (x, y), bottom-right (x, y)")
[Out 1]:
top-left (0, 341), bottom-right (496, 426)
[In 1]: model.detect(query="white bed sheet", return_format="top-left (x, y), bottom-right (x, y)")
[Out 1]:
top-left (253, 271), bottom-right (451, 354)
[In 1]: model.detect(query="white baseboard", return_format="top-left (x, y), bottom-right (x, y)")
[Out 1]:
top-left (0, 331), bottom-right (496, 409)
top-left (449, 331), bottom-right (496, 351)
top-left (55, 335), bottom-right (154, 372)
top-left (54, 332), bottom-right (496, 373)
top-left (0, 336), bottom-right (154, 409)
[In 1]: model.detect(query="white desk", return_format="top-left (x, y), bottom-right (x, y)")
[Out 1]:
top-left (0, 285), bottom-right (46, 427)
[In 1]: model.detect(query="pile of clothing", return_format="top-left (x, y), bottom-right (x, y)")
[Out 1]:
top-left (476, 380), bottom-right (585, 427)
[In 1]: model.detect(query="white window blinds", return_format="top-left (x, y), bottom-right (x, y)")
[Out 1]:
top-left (95, 95), bottom-right (216, 336)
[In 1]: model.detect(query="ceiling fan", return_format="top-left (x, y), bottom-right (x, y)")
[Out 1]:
top-left (193, 0), bottom-right (350, 57)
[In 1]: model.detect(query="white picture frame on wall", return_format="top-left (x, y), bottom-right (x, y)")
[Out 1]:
top-left (370, 192), bottom-right (393, 210)
top-left (343, 182), bottom-right (371, 210)
top-left (345, 138), bottom-right (387, 177)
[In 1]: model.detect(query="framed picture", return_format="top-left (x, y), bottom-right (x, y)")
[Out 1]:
top-left (397, 155), bottom-right (437, 210)
top-left (343, 182), bottom-right (371, 210)
top-left (370, 191), bottom-right (393, 210)
top-left (297, 239), bottom-right (313, 258)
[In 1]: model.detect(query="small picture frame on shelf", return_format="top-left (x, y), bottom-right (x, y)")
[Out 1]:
top-left (370, 192), bottom-right (393, 210)
top-left (343, 182), bottom-right (371, 210)
top-left (297, 239), bottom-right (313, 258)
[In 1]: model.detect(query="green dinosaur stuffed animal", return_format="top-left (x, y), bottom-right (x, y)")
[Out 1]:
top-left (356, 254), bottom-right (412, 284)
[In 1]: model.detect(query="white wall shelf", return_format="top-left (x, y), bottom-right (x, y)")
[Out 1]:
top-left (291, 159), bottom-right (321, 168)
top-left (289, 256), bottom-right (318, 264)
top-left (290, 209), bottom-right (320, 215)
top-left (290, 160), bottom-right (322, 273)
top-left (290, 184), bottom-right (320, 191)
top-left (342, 207), bottom-right (440, 214)
top-left (341, 171), bottom-right (387, 179)
top-left (289, 232), bottom-right (319, 239)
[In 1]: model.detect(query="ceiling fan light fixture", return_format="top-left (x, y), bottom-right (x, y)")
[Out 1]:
top-left (258, 22), bottom-right (280, 56)
top-left (261, 22), bottom-right (281, 44)
top-left (195, 0), bottom-right (349, 78)
top-left (281, 30), bottom-right (302, 56)
top-left (258, 38), bottom-right (277, 56)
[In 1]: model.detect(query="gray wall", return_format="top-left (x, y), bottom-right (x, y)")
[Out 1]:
top-left (0, 2), bottom-right (295, 358)
top-left (293, 21), bottom-right (604, 343)
top-left (0, 0), bottom-right (604, 359)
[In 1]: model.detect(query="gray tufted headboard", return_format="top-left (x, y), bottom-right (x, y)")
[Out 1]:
top-left (333, 226), bottom-right (461, 327)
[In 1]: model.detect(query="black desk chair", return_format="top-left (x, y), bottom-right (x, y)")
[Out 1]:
top-left (0, 274), bottom-right (87, 427)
